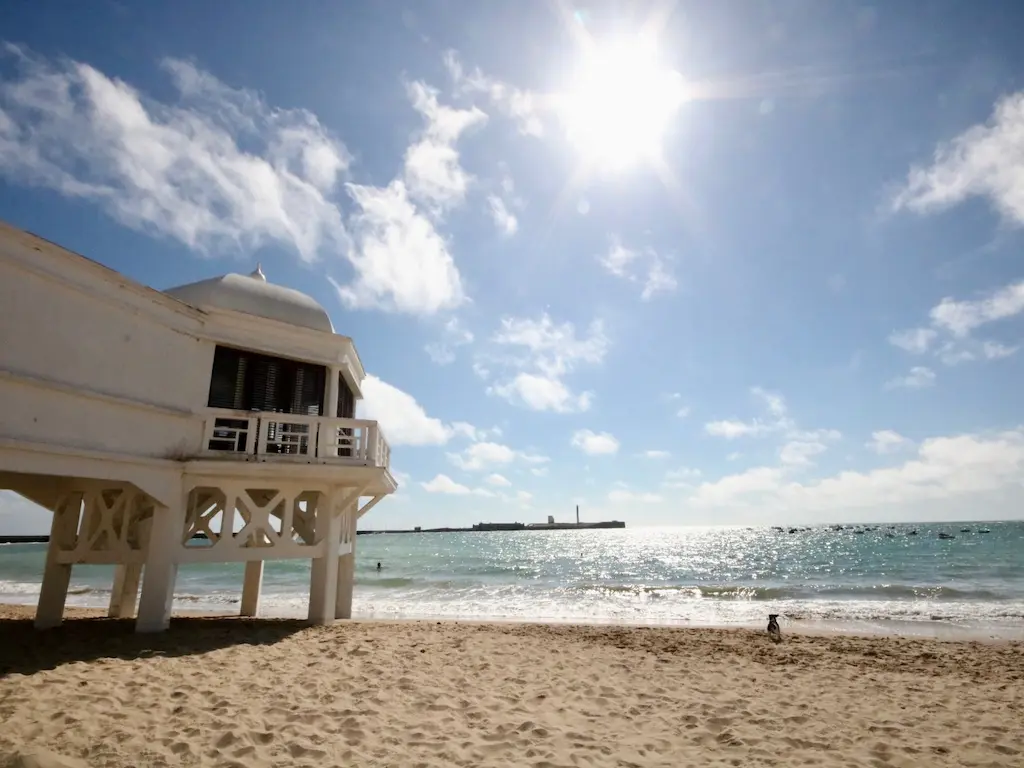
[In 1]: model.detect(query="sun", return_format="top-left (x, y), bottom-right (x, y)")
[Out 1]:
top-left (558, 36), bottom-right (687, 172)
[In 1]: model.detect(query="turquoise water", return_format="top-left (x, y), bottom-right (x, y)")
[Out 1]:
top-left (2, 522), bottom-right (1023, 638)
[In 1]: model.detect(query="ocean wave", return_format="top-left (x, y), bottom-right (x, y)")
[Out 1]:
top-left (567, 583), bottom-right (1012, 601)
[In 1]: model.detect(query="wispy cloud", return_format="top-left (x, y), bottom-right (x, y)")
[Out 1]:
top-left (599, 236), bottom-right (677, 301)
top-left (421, 474), bottom-right (494, 496)
top-left (425, 317), bottom-right (475, 365)
top-left (482, 314), bottom-right (608, 413)
top-left (689, 428), bottom-right (1024, 516)
top-left (444, 50), bottom-right (543, 137)
top-left (332, 181), bottom-right (465, 314)
top-left (0, 44), bottom-right (470, 317)
top-left (403, 80), bottom-right (486, 212)
top-left (888, 280), bottom-right (1023, 366)
top-left (866, 430), bottom-right (912, 455)
top-left (892, 91), bottom-right (1024, 226)
top-left (704, 387), bottom-right (793, 439)
top-left (486, 194), bottom-right (518, 236)
top-left (358, 375), bottom-right (489, 446)
top-left (0, 45), bottom-right (348, 262)
top-left (447, 441), bottom-right (548, 471)
top-left (885, 366), bottom-right (936, 390)
top-left (570, 429), bottom-right (620, 456)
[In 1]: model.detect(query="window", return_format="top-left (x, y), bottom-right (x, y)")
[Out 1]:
top-left (207, 346), bottom-right (326, 416)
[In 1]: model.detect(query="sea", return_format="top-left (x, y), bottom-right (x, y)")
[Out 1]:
top-left (2, 522), bottom-right (1023, 640)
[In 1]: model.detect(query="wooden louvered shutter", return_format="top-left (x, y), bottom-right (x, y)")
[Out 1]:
top-left (208, 346), bottom-right (246, 410)
top-left (336, 373), bottom-right (355, 418)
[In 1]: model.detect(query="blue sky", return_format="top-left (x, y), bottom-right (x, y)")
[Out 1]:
top-left (2, 0), bottom-right (1024, 533)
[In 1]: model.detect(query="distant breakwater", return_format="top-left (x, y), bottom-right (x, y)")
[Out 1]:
top-left (1, 520), bottom-right (626, 544)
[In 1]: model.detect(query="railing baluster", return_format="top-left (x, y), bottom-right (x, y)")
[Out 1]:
top-left (198, 409), bottom-right (389, 468)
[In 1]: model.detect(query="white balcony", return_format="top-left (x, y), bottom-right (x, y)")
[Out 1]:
top-left (200, 408), bottom-right (390, 468)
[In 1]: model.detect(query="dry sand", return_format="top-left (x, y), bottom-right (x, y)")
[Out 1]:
top-left (1, 605), bottom-right (1022, 768)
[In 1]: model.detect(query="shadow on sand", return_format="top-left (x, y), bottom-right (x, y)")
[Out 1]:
top-left (0, 615), bottom-right (310, 677)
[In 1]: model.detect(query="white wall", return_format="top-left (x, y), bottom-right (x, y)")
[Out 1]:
top-left (0, 258), bottom-right (213, 414)
top-left (0, 248), bottom-right (212, 460)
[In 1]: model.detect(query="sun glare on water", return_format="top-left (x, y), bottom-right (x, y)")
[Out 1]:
top-left (559, 36), bottom-right (687, 172)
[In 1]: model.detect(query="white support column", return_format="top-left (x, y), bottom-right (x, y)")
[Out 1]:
top-left (240, 560), bottom-right (264, 617)
top-left (308, 498), bottom-right (341, 625)
top-left (335, 504), bottom-right (358, 619)
top-left (326, 366), bottom-right (340, 417)
top-left (108, 564), bottom-right (142, 619)
top-left (136, 488), bottom-right (185, 633)
top-left (35, 493), bottom-right (82, 630)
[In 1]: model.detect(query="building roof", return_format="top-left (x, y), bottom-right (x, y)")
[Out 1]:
top-left (163, 265), bottom-right (335, 333)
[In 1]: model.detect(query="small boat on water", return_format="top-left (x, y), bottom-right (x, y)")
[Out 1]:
top-left (938, 532), bottom-right (955, 540)
top-left (979, 528), bottom-right (991, 534)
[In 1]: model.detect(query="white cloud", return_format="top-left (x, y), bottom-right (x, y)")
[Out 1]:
top-left (0, 46), bottom-right (348, 263)
top-left (447, 441), bottom-right (548, 472)
top-left (892, 91), bottom-right (1024, 226)
top-left (929, 281), bottom-right (1024, 338)
top-left (449, 421), bottom-right (501, 442)
top-left (570, 429), bottom-right (620, 456)
top-left (867, 430), bottom-right (912, 454)
top-left (332, 180), bottom-right (465, 314)
top-left (357, 375), bottom-right (453, 446)
top-left (486, 194), bottom-right (518, 236)
top-left (483, 314), bottom-right (608, 413)
top-left (643, 450), bottom-right (671, 459)
top-left (425, 317), bottom-right (474, 365)
top-left (705, 419), bottom-right (768, 439)
top-left (885, 366), bottom-right (936, 390)
top-left (598, 237), bottom-right (677, 301)
top-left (676, 406), bottom-right (691, 419)
top-left (403, 80), bottom-right (486, 211)
top-left (0, 47), bottom-right (469, 318)
top-left (778, 428), bottom-right (841, 467)
top-left (705, 390), bottom-right (840, 469)
top-left (485, 473), bottom-right (512, 487)
top-left (688, 427), bottom-right (1024, 518)
top-left (888, 327), bottom-right (937, 354)
top-left (491, 373), bottom-right (592, 413)
top-left (600, 240), bottom-right (640, 277)
top-left (420, 474), bottom-right (493, 496)
top-left (704, 387), bottom-right (795, 439)
top-left (889, 281), bottom-right (1023, 369)
top-left (444, 50), bottom-right (543, 137)
top-left (779, 439), bottom-right (828, 466)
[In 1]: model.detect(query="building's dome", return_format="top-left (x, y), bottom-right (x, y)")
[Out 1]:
top-left (164, 265), bottom-right (334, 333)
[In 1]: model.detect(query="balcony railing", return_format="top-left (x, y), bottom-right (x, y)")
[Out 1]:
top-left (200, 409), bottom-right (390, 468)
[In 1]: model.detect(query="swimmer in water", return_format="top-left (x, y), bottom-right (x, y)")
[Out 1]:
top-left (376, 561), bottom-right (381, 571)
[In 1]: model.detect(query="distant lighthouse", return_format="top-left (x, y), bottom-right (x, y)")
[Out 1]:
top-left (576, 504), bottom-right (580, 525)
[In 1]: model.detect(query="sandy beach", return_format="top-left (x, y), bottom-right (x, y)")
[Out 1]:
top-left (1, 606), bottom-right (1022, 767)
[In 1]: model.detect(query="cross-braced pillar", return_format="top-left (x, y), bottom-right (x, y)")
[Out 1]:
top-left (136, 489), bottom-right (185, 633)
top-left (35, 493), bottom-right (83, 630)
top-left (108, 564), bottom-right (143, 619)
top-left (335, 509), bottom-right (356, 620)
top-left (308, 498), bottom-right (341, 625)
top-left (240, 560), bottom-right (264, 617)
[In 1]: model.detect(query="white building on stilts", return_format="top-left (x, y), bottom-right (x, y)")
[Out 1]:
top-left (0, 222), bottom-right (396, 632)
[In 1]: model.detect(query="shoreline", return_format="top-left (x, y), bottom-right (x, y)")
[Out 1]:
top-left (2, 604), bottom-right (1023, 767)
top-left (2, 602), bottom-right (1021, 644)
